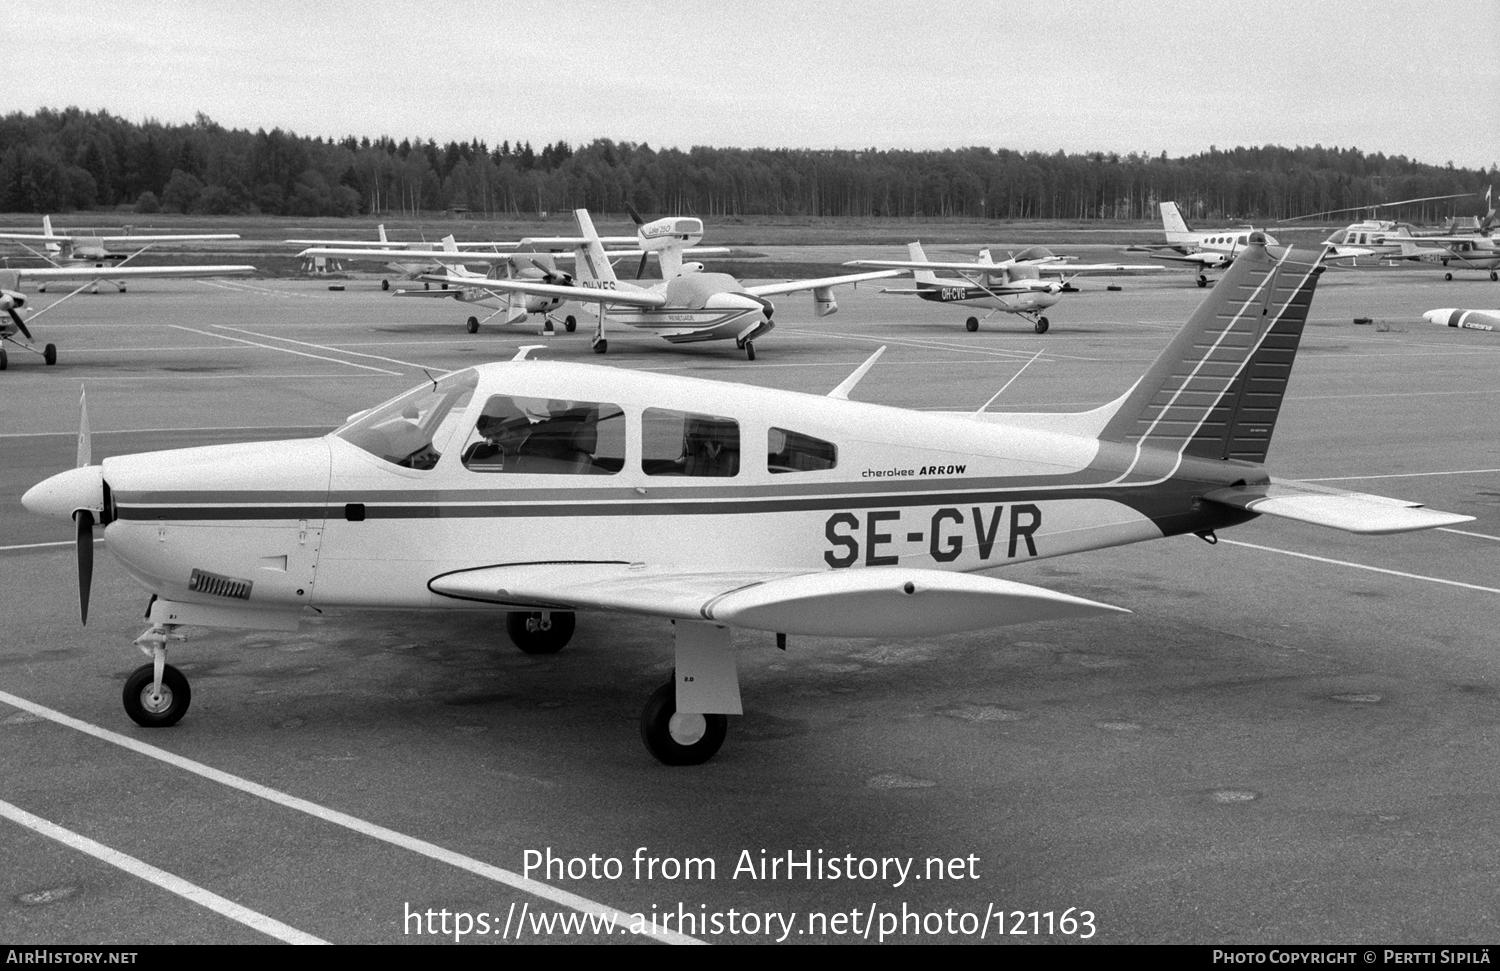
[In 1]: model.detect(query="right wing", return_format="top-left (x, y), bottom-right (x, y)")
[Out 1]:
top-left (428, 562), bottom-right (1126, 638)
top-left (8, 265), bottom-right (255, 282)
top-left (416, 275), bottom-right (668, 308)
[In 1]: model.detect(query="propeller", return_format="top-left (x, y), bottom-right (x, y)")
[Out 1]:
top-left (75, 388), bottom-right (94, 623)
top-left (6, 306), bottom-right (31, 340)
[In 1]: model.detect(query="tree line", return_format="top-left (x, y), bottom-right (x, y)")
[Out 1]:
top-left (1, 107), bottom-right (1493, 224)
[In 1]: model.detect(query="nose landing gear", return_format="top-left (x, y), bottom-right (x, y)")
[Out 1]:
top-left (123, 625), bottom-right (190, 727)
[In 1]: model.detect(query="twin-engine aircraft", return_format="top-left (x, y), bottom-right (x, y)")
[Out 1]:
top-left (846, 242), bottom-right (1161, 333)
top-left (1129, 202), bottom-right (1281, 287)
top-left (0, 263), bottom-right (255, 371)
top-left (405, 209), bottom-right (898, 358)
top-left (23, 234), bottom-right (1473, 765)
top-left (0, 216), bottom-right (241, 292)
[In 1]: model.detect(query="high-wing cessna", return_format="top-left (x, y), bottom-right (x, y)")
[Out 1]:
top-left (845, 242), bottom-right (1162, 333)
top-left (0, 216), bottom-right (241, 293)
top-left (1128, 202), bottom-right (1281, 287)
top-left (23, 233), bottom-right (1473, 765)
top-left (286, 224), bottom-right (525, 290)
top-left (0, 263), bottom-right (255, 370)
top-left (405, 209), bottom-right (896, 358)
top-left (1424, 308), bottom-right (1500, 331)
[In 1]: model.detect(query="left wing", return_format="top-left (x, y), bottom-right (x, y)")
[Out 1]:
top-left (6, 265), bottom-right (255, 282)
top-left (1203, 478), bottom-right (1474, 534)
top-left (428, 562), bottom-right (1127, 638)
top-left (416, 274), bottom-right (669, 308)
top-left (742, 269), bottom-right (901, 298)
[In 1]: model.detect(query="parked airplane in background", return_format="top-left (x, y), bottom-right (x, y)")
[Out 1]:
top-left (0, 216), bottom-right (240, 292)
top-left (286, 224), bottom-right (530, 290)
top-left (411, 209), bottom-right (894, 358)
top-left (1129, 202), bottom-right (1280, 287)
top-left (1424, 308), bottom-right (1499, 331)
top-left (0, 263), bottom-right (255, 370)
top-left (22, 234), bottom-right (1472, 765)
top-left (846, 243), bottom-right (1162, 333)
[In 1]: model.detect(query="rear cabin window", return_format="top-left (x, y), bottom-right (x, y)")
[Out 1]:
top-left (768, 428), bottom-right (836, 473)
top-left (460, 395), bottom-right (624, 474)
top-left (642, 408), bottom-right (739, 477)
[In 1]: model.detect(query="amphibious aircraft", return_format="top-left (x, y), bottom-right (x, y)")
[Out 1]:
top-left (0, 263), bottom-right (256, 370)
top-left (1126, 202), bottom-right (1281, 287)
top-left (0, 216), bottom-right (240, 292)
top-left (1424, 308), bottom-right (1499, 331)
top-left (23, 233), bottom-right (1473, 765)
top-left (846, 242), bottom-right (1162, 333)
top-left (404, 209), bottom-right (896, 357)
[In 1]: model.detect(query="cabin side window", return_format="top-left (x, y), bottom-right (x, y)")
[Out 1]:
top-left (460, 395), bottom-right (624, 475)
top-left (642, 408), bottom-right (739, 477)
top-left (768, 427), bottom-right (837, 473)
top-left (335, 369), bottom-right (478, 470)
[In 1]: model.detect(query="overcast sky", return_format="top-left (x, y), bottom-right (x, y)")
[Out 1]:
top-left (8, 0), bottom-right (1497, 171)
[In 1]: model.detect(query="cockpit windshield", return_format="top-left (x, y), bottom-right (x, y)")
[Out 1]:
top-left (335, 369), bottom-right (479, 469)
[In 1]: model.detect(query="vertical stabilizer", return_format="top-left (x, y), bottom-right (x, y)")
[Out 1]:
top-left (571, 209), bottom-right (619, 288)
top-left (908, 242), bottom-right (939, 285)
top-left (1099, 236), bottom-right (1325, 463)
top-left (1161, 202), bottom-right (1194, 244)
top-left (378, 224), bottom-right (388, 244)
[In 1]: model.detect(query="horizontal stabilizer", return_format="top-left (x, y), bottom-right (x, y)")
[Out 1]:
top-left (429, 562), bottom-right (1126, 637)
top-left (1203, 479), bottom-right (1475, 534)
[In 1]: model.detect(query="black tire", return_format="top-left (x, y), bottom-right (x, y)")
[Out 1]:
top-left (640, 680), bottom-right (727, 766)
top-left (1035, 317), bottom-right (1050, 335)
top-left (0, 348), bottom-right (8, 370)
top-left (964, 316), bottom-right (979, 332)
top-left (564, 315), bottom-right (577, 333)
top-left (593, 339), bottom-right (608, 354)
top-left (1490, 271), bottom-right (1498, 282)
top-left (1445, 272), bottom-right (1454, 282)
top-left (1197, 277), bottom-right (1208, 288)
top-left (466, 316), bottom-right (479, 334)
top-left (745, 341), bottom-right (756, 361)
top-left (119, 286), bottom-right (127, 294)
top-left (43, 344), bottom-right (57, 365)
top-left (381, 279), bottom-right (390, 291)
top-left (505, 611), bottom-right (575, 654)
top-left (122, 663), bottom-right (191, 728)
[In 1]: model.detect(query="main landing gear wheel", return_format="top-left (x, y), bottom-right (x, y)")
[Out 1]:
top-left (466, 316), bottom-right (479, 334)
top-left (0, 348), bottom-right (7, 370)
top-left (122, 663), bottom-right (191, 727)
top-left (965, 316), bottom-right (979, 332)
top-left (1491, 271), bottom-right (1498, 282)
top-left (505, 611), bottom-right (575, 655)
top-left (43, 344), bottom-right (57, 365)
top-left (1197, 276), bottom-right (1208, 288)
top-left (1034, 316), bottom-right (1050, 335)
top-left (1445, 272), bottom-right (1454, 282)
top-left (382, 279), bottom-right (390, 291)
top-left (564, 315), bottom-right (577, 333)
top-left (640, 679), bottom-right (727, 766)
top-left (593, 339), bottom-right (608, 354)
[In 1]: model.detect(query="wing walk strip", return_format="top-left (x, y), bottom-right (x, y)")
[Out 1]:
top-left (0, 689), bottom-right (703, 945)
top-left (0, 798), bottom-right (328, 945)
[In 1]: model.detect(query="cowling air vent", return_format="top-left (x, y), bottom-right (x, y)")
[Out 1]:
top-left (188, 568), bottom-right (253, 601)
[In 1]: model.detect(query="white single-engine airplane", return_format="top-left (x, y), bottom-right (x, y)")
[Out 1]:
top-left (0, 216), bottom-right (241, 293)
top-left (408, 209), bottom-right (897, 358)
top-left (23, 233), bottom-right (1473, 765)
top-left (1129, 202), bottom-right (1281, 288)
top-left (0, 263), bottom-right (256, 370)
top-left (846, 242), bottom-right (1162, 333)
top-left (286, 224), bottom-right (528, 290)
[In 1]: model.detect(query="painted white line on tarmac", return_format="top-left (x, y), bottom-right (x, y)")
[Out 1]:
top-left (1218, 539), bottom-right (1500, 595)
top-left (0, 539), bottom-right (103, 552)
top-left (1301, 468), bottom-right (1500, 482)
top-left (0, 425), bottom-right (332, 439)
top-left (0, 690), bottom-right (704, 946)
top-left (1437, 527), bottom-right (1500, 542)
top-left (24, 373), bottom-right (392, 382)
top-left (214, 326), bottom-right (445, 372)
top-left (1288, 389), bottom-right (1500, 401)
top-left (0, 798), bottom-right (327, 945)
top-left (169, 325), bottom-right (402, 375)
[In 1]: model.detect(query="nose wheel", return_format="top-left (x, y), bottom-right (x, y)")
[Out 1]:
top-left (122, 663), bottom-right (191, 727)
top-left (1034, 316), bottom-right (1050, 335)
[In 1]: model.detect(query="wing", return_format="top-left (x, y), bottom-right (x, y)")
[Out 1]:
top-left (845, 258), bottom-right (1012, 273)
top-left (418, 274), bottom-right (669, 308)
top-left (1203, 478), bottom-right (1474, 534)
top-left (1147, 251), bottom-right (1230, 268)
top-left (428, 562), bottom-right (1127, 638)
top-left (742, 269), bottom-right (902, 298)
top-left (1027, 262), bottom-right (1166, 277)
top-left (12, 265), bottom-right (255, 281)
top-left (96, 234), bottom-right (240, 244)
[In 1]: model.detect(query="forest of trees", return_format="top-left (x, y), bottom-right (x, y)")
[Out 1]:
top-left (1, 107), bottom-right (1493, 224)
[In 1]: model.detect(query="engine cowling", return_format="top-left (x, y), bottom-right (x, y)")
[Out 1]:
top-left (0, 289), bottom-right (25, 311)
top-left (812, 286), bottom-right (837, 317)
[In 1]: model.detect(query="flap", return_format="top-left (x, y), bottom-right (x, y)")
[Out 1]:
top-left (1203, 478), bottom-right (1475, 535)
top-left (429, 562), bottom-right (1127, 638)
